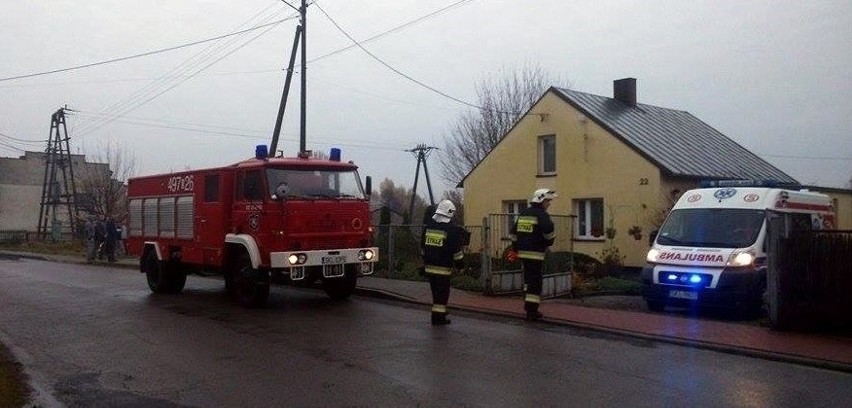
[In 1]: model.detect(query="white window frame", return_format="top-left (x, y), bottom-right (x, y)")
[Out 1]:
top-left (503, 200), bottom-right (528, 231)
top-left (574, 198), bottom-right (604, 240)
top-left (538, 134), bottom-right (556, 175)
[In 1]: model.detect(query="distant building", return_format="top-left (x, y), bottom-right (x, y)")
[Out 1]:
top-left (0, 151), bottom-right (111, 232)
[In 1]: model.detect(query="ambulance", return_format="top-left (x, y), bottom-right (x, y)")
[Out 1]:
top-left (641, 180), bottom-right (835, 315)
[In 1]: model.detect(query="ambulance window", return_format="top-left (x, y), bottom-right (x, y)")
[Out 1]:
top-left (240, 170), bottom-right (263, 201)
top-left (204, 175), bottom-right (220, 203)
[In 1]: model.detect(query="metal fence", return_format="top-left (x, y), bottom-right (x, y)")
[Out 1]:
top-left (0, 230), bottom-right (77, 243)
top-left (372, 224), bottom-right (483, 281)
top-left (766, 210), bottom-right (852, 332)
top-left (477, 214), bottom-right (574, 297)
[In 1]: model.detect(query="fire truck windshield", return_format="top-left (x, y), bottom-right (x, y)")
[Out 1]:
top-left (266, 168), bottom-right (365, 200)
top-left (656, 208), bottom-right (765, 248)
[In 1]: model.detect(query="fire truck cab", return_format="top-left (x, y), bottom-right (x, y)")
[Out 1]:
top-left (641, 180), bottom-right (835, 316)
top-left (126, 147), bottom-right (378, 307)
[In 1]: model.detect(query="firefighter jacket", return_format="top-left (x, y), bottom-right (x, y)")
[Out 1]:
top-left (421, 219), bottom-right (466, 276)
top-left (510, 205), bottom-right (555, 261)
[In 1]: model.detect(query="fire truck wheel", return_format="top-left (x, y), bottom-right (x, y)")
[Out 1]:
top-left (144, 251), bottom-right (168, 294)
top-left (322, 267), bottom-right (357, 300)
top-left (168, 266), bottom-right (187, 294)
top-left (144, 251), bottom-right (186, 294)
top-left (234, 255), bottom-right (270, 307)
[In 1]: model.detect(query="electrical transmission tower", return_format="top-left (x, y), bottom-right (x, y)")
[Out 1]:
top-left (37, 107), bottom-right (80, 240)
top-left (407, 144), bottom-right (437, 218)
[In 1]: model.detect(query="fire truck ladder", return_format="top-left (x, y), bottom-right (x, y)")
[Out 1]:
top-left (37, 107), bottom-right (80, 240)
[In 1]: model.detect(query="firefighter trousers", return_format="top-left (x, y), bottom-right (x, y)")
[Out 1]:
top-left (521, 258), bottom-right (543, 313)
top-left (428, 274), bottom-right (451, 317)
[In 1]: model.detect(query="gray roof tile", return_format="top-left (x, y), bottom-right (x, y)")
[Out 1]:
top-left (553, 87), bottom-right (798, 184)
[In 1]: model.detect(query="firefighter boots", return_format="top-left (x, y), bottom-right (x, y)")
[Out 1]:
top-left (526, 311), bottom-right (543, 322)
top-left (431, 312), bottom-right (451, 326)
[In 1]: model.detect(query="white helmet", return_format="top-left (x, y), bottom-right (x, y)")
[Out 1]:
top-left (432, 199), bottom-right (456, 223)
top-left (530, 188), bottom-right (558, 204)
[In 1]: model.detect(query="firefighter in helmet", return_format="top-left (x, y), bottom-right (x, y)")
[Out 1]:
top-left (421, 199), bottom-right (466, 325)
top-left (509, 188), bottom-right (557, 321)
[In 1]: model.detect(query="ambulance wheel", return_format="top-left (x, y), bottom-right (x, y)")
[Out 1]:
top-left (322, 266), bottom-right (357, 300)
top-left (646, 300), bottom-right (665, 312)
top-left (234, 254), bottom-right (269, 308)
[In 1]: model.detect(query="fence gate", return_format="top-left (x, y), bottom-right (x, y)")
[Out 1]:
top-left (766, 210), bottom-right (852, 332)
top-left (480, 213), bottom-right (574, 297)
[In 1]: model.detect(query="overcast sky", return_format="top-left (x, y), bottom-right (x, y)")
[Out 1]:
top-left (1, 0), bottom-right (850, 198)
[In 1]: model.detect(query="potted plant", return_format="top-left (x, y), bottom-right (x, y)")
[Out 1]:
top-left (628, 225), bottom-right (642, 240)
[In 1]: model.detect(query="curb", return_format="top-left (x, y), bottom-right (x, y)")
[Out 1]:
top-left (351, 284), bottom-right (852, 374)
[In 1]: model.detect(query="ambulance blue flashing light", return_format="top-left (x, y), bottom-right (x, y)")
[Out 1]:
top-left (698, 179), bottom-right (801, 189)
top-left (256, 145), bottom-right (269, 160)
top-left (330, 148), bottom-right (341, 162)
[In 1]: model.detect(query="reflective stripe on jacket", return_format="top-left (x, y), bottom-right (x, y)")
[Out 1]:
top-left (510, 205), bottom-right (555, 260)
top-left (421, 219), bottom-right (466, 275)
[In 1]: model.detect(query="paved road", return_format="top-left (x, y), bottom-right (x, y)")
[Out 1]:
top-left (1, 258), bottom-right (850, 407)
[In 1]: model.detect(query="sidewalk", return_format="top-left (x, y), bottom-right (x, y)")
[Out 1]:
top-left (357, 277), bottom-right (852, 373)
top-left (4, 250), bottom-right (851, 373)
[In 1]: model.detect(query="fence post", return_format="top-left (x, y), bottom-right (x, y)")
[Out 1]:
top-left (387, 226), bottom-right (395, 279)
top-left (480, 216), bottom-right (491, 295)
top-left (766, 210), bottom-right (787, 329)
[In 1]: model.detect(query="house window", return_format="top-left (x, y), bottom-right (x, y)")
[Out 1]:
top-left (503, 200), bottom-right (528, 236)
top-left (574, 198), bottom-right (604, 239)
top-left (503, 200), bottom-right (528, 216)
top-left (538, 134), bottom-right (556, 174)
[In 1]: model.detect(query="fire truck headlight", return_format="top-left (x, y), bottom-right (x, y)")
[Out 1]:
top-left (288, 253), bottom-right (307, 265)
top-left (726, 251), bottom-right (755, 267)
top-left (646, 248), bottom-right (660, 263)
top-left (359, 249), bottom-right (374, 261)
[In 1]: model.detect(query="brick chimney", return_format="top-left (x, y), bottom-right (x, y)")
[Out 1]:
top-left (613, 78), bottom-right (637, 107)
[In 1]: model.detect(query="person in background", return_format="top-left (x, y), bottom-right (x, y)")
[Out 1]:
top-left (104, 217), bottom-right (118, 263)
top-left (83, 217), bottom-right (96, 263)
top-left (420, 200), bottom-right (467, 326)
top-left (94, 217), bottom-right (106, 260)
top-left (509, 189), bottom-right (557, 322)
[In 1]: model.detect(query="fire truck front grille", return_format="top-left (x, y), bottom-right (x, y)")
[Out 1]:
top-left (303, 238), bottom-right (351, 250)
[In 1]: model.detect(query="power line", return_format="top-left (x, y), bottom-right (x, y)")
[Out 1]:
top-left (0, 17), bottom-right (295, 83)
top-left (0, 131), bottom-right (45, 145)
top-left (307, 0), bottom-right (475, 65)
top-left (73, 6), bottom-right (296, 138)
top-left (314, 2), bottom-right (519, 115)
top-left (71, 110), bottom-right (409, 152)
top-left (0, 139), bottom-right (25, 153)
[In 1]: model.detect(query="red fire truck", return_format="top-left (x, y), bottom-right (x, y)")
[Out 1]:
top-left (126, 147), bottom-right (377, 307)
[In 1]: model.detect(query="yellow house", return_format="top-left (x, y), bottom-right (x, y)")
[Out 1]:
top-left (460, 78), bottom-right (851, 268)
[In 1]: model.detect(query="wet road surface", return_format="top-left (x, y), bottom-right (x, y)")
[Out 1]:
top-left (1, 258), bottom-right (850, 407)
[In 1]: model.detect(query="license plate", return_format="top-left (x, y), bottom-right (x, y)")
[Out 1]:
top-left (321, 255), bottom-right (347, 265)
top-left (669, 290), bottom-right (698, 300)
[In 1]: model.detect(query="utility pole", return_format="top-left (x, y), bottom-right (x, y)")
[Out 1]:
top-left (269, 0), bottom-right (308, 156)
top-left (37, 107), bottom-right (79, 240)
top-left (407, 144), bottom-right (437, 218)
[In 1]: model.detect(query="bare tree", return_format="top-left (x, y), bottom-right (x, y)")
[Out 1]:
top-left (439, 64), bottom-right (570, 186)
top-left (77, 141), bottom-right (136, 222)
top-left (375, 178), bottom-right (427, 224)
